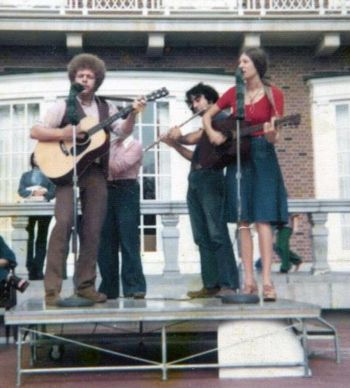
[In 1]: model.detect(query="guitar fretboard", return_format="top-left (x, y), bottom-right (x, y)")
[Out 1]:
top-left (85, 89), bottom-right (168, 136)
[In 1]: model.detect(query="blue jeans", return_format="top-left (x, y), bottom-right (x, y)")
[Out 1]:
top-left (98, 180), bottom-right (146, 298)
top-left (187, 169), bottom-right (239, 289)
top-left (26, 216), bottom-right (51, 279)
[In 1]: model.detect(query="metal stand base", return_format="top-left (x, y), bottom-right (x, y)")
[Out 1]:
top-left (221, 293), bottom-right (260, 304)
top-left (57, 295), bottom-right (95, 308)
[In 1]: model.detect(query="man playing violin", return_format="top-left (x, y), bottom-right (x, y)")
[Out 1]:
top-left (31, 53), bottom-right (146, 306)
top-left (161, 83), bottom-right (239, 298)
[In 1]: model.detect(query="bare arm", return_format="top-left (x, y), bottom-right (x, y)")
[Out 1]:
top-left (30, 100), bottom-right (76, 141)
top-left (0, 258), bottom-right (9, 267)
top-left (160, 134), bottom-right (193, 161)
top-left (263, 118), bottom-right (279, 144)
top-left (202, 104), bottom-right (227, 145)
top-left (168, 126), bottom-right (203, 145)
top-left (264, 87), bottom-right (284, 144)
top-left (116, 97), bottom-right (147, 138)
top-left (30, 123), bottom-right (75, 142)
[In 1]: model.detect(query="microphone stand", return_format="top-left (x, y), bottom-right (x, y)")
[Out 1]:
top-left (57, 84), bottom-right (94, 308)
top-left (234, 68), bottom-right (245, 263)
top-left (223, 68), bottom-right (259, 304)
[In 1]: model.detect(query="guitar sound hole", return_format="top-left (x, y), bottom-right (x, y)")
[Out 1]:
top-left (76, 132), bottom-right (90, 145)
top-left (70, 139), bottom-right (91, 157)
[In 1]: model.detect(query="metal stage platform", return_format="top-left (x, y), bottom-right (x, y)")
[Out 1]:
top-left (4, 297), bottom-right (340, 386)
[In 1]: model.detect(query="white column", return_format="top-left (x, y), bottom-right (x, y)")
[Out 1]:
top-left (11, 216), bottom-right (28, 277)
top-left (161, 214), bottom-right (180, 277)
top-left (309, 212), bottom-right (330, 275)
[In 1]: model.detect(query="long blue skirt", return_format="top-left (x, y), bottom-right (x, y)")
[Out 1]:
top-left (225, 136), bottom-right (288, 225)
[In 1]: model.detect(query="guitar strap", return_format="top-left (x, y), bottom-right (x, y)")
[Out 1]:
top-left (60, 97), bottom-right (111, 178)
top-left (61, 96), bottom-right (110, 129)
top-left (263, 84), bottom-right (280, 117)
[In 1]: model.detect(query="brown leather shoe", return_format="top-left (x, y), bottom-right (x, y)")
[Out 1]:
top-left (215, 287), bottom-right (237, 298)
top-left (263, 284), bottom-right (277, 302)
top-left (77, 288), bottom-right (107, 303)
top-left (124, 291), bottom-right (146, 299)
top-left (187, 287), bottom-right (220, 298)
top-left (133, 292), bottom-right (146, 299)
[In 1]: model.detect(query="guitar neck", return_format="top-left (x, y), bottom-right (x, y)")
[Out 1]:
top-left (85, 88), bottom-right (168, 136)
top-left (240, 116), bottom-right (290, 137)
top-left (88, 105), bottom-right (134, 136)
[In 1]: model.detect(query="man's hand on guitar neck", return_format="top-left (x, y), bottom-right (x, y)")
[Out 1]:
top-left (118, 96), bottom-right (147, 137)
top-left (131, 96), bottom-right (147, 114)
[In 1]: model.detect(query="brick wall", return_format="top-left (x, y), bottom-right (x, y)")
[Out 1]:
top-left (1, 44), bottom-right (350, 263)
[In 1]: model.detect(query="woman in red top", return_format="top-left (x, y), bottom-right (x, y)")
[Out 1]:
top-left (203, 48), bottom-right (288, 301)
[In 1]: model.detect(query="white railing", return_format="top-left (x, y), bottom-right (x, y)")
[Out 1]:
top-left (0, 0), bottom-right (348, 16)
top-left (1, 199), bottom-right (350, 277)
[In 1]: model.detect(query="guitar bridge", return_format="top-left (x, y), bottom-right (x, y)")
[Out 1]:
top-left (59, 141), bottom-right (69, 156)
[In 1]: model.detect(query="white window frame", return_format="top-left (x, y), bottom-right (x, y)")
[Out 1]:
top-left (309, 75), bottom-right (350, 271)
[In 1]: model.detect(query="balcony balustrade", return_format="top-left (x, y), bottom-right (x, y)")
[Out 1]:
top-left (0, 0), bottom-right (348, 16)
top-left (1, 199), bottom-right (350, 278)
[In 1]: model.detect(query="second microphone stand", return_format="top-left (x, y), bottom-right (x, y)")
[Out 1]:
top-left (222, 69), bottom-right (259, 304)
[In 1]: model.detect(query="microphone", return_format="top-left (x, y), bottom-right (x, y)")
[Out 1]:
top-left (235, 67), bottom-right (245, 120)
top-left (71, 82), bottom-right (84, 94)
top-left (67, 83), bottom-right (84, 125)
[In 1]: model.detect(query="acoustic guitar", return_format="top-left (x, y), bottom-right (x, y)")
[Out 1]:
top-left (211, 113), bottom-right (301, 168)
top-left (35, 87), bottom-right (169, 185)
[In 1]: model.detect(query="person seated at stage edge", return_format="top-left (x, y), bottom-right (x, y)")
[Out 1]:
top-left (30, 53), bottom-right (146, 306)
top-left (160, 83), bottom-right (240, 298)
top-left (0, 235), bottom-right (17, 284)
top-left (97, 135), bottom-right (147, 299)
top-left (18, 152), bottom-right (56, 280)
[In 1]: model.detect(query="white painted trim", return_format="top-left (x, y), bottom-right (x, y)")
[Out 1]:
top-left (308, 76), bottom-right (350, 271)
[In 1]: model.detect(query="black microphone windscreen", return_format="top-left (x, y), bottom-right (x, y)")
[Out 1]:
top-left (71, 83), bottom-right (84, 93)
top-left (235, 68), bottom-right (245, 120)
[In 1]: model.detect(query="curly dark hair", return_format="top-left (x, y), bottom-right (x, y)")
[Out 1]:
top-left (185, 83), bottom-right (219, 113)
top-left (67, 53), bottom-right (106, 91)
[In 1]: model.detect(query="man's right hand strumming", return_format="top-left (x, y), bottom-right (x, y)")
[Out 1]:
top-left (61, 124), bottom-right (85, 140)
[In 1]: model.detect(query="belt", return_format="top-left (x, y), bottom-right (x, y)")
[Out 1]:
top-left (191, 163), bottom-right (203, 171)
top-left (107, 179), bottom-right (137, 187)
top-left (191, 163), bottom-right (220, 172)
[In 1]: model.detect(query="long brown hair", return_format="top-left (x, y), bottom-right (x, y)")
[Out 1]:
top-left (240, 47), bottom-right (270, 84)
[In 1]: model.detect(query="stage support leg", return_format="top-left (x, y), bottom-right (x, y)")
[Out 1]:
top-left (161, 325), bottom-right (168, 380)
top-left (16, 327), bottom-right (22, 387)
top-left (218, 320), bottom-right (307, 378)
top-left (300, 320), bottom-right (310, 377)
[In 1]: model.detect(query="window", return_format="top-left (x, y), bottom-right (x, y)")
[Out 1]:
top-left (133, 100), bottom-right (170, 252)
top-left (0, 102), bottom-right (39, 238)
top-left (0, 102), bottom-right (39, 202)
top-left (335, 103), bottom-right (350, 250)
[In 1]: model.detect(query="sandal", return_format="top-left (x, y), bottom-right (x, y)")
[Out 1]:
top-left (263, 284), bottom-right (277, 302)
top-left (242, 283), bottom-right (258, 295)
